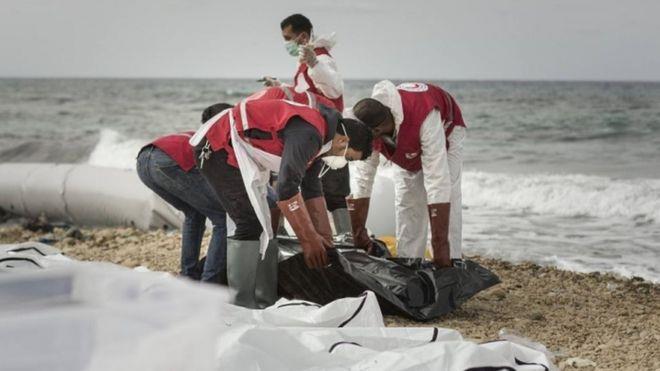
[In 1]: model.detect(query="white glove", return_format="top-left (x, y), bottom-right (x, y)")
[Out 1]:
top-left (298, 44), bottom-right (318, 67)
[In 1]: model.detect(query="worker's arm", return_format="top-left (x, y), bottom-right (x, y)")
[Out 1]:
top-left (277, 118), bottom-right (323, 200)
top-left (420, 110), bottom-right (451, 204)
top-left (307, 54), bottom-right (344, 99)
top-left (351, 150), bottom-right (380, 198)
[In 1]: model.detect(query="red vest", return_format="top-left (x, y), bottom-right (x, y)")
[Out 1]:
top-left (205, 99), bottom-right (329, 168)
top-left (374, 83), bottom-right (466, 172)
top-left (151, 131), bottom-right (196, 172)
top-left (246, 86), bottom-right (335, 109)
top-left (293, 47), bottom-right (344, 111)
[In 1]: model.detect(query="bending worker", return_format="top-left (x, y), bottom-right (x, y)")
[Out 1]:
top-left (262, 13), bottom-right (351, 237)
top-left (136, 103), bottom-right (232, 283)
top-left (190, 99), bottom-right (372, 308)
top-left (246, 86), bottom-right (338, 236)
top-left (349, 81), bottom-right (467, 268)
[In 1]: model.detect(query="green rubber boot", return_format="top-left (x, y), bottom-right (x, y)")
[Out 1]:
top-left (255, 239), bottom-right (280, 308)
top-left (226, 238), bottom-right (260, 308)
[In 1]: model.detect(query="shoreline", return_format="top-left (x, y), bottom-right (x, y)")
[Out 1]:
top-left (1, 223), bottom-right (658, 370)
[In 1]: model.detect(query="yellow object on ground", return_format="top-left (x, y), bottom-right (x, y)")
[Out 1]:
top-left (377, 235), bottom-right (433, 259)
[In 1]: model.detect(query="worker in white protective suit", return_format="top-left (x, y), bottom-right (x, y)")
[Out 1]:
top-left (348, 81), bottom-right (467, 268)
top-left (261, 13), bottom-right (352, 237)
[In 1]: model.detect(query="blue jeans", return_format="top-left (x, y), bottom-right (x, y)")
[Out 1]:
top-left (136, 146), bottom-right (227, 283)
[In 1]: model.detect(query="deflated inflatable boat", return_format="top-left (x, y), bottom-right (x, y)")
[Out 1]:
top-left (0, 163), bottom-right (182, 230)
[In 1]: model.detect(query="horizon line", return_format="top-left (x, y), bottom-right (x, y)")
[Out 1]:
top-left (1, 76), bottom-right (659, 84)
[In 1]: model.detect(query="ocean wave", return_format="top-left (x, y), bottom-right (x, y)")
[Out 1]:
top-left (223, 89), bottom-right (256, 98)
top-left (463, 171), bottom-right (660, 222)
top-left (85, 132), bottom-right (660, 224)
top-left (86, 129), bottom-right (146, 169)
top-left (0, 139), bottom-right (95, 163)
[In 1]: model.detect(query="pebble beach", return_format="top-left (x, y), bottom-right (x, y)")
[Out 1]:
top-left (1, 223), bottom-right (658, 370)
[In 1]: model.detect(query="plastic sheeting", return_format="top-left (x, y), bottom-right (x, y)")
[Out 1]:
top-left (278, 239), bottom-right (500, 321)
top-left (0, 262), bottom-right (230, 371)
top-left (0, 163), bottom-right (182, 229)
top-left (0, 242), bottom-right (554, 371)
top-left (0, 241), bottom-right (70, 271)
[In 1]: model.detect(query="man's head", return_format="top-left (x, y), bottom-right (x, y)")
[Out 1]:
top-left (201, 103), bottom-right (233, 124)
top-left (327, 118), bottom-right (373, 161)
top-left (352, 98), bottom-right (395, 139)
top-left (280, 14), bottom-right (313, 45)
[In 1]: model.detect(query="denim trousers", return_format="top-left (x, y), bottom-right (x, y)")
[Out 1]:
top-left (136, 146), bottom-right (227, 283)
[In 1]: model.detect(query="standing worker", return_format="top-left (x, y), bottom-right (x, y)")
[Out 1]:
top-left (262, 14), bottom-right (351, 237)
top-left (349, 81), bottom-right (467, 268)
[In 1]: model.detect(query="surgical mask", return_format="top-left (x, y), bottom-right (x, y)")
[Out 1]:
top-left (319, 124), bottom-right (349, 178)
top-left (284, 40), bottom-right (299, 57)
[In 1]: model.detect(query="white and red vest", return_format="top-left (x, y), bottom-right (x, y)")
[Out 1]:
top-left (205, 99), bottom-right (328, 168)
top-left (150, 131), bottom-right (196, 172)
top-left (293, 47), bottom-right (344, 111)
top-left (246, 86), bottom-right (335, 109)
top-left (374, 82), bottom-right (466, 172)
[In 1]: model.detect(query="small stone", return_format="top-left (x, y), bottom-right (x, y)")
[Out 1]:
top-left (65, 227), bottom-right (84, 240)
top-left (62, 237), bottom-right (76, 246)
top-left (529, 312), bottom-right (545, 321)
top-left (491, 289), bottom-right (506, 301)
top-left (565, 357), bottom-right (596, 368)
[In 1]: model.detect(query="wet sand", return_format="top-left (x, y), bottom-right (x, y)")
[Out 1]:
top-left (1, 224), bottom-right (658, 370)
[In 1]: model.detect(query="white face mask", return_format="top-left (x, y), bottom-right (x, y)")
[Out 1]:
top-left (319, 124), bottom-right (349, 178)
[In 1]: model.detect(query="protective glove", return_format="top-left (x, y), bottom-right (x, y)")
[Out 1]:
top-left (278, 193), bottom-right (330, 268)
top-left (298, 44), bottom-right (318, 67)
top-left (428, 203), bottom-right (452, 268)
top-left (346, 196), bottom-right (372, 251)
top-left (304, 196), bottom-right (334, 245)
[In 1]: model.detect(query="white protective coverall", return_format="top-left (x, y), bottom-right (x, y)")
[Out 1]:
top-left (293, 33), bottom-right (344, 100)
top-left (350, 81), bottom-right (465, 259)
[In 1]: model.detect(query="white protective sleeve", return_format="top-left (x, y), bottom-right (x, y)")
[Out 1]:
top-left (307, 54), bottom-right (344, 99)
top-left (420, 109), bottom-right (452, 204)
top-left (351, 150), bottom-right (380, 198)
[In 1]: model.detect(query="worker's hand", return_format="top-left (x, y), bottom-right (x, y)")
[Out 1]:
top-left (262, 76), bottom-right (281, 87)
top-left (299, 44), bottom-right (318, 67)
top-left (301, 232), bottom-right (330, 269)
top-left (353, 229), bottom-right (372, 251)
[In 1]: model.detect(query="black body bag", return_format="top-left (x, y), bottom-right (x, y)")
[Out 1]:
top-left (277, 237), bottom-right (500, 321)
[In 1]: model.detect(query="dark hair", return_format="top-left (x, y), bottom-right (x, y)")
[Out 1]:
top-left (201, 103), bottom-right (233, 124)
top-left (352, 98), bottom-right (391, 128)
top-left (339, 118), bottom-right (373, 160)
top-left (280, 13), bottom-right (313, 34)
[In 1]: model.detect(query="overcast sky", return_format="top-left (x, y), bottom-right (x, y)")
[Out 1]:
top-left (1, 0), bottom-right (659, 81)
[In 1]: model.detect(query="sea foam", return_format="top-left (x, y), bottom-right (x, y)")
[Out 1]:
top-left (87, 129), bottom-right (146, 170)
top-left (463, 171), bottom-right (660, 223)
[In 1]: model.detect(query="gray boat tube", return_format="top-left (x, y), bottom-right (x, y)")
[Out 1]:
top-left (0, 163), bottom-right (183, 230)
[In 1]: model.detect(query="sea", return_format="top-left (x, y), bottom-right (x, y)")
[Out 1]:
top-left (1, 78), bottom-right (659, 282)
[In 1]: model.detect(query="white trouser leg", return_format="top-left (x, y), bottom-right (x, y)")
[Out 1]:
top-left (447, 126), bottom-right (466, 259)
top-left (393, 166), bottom-right (428, 258)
